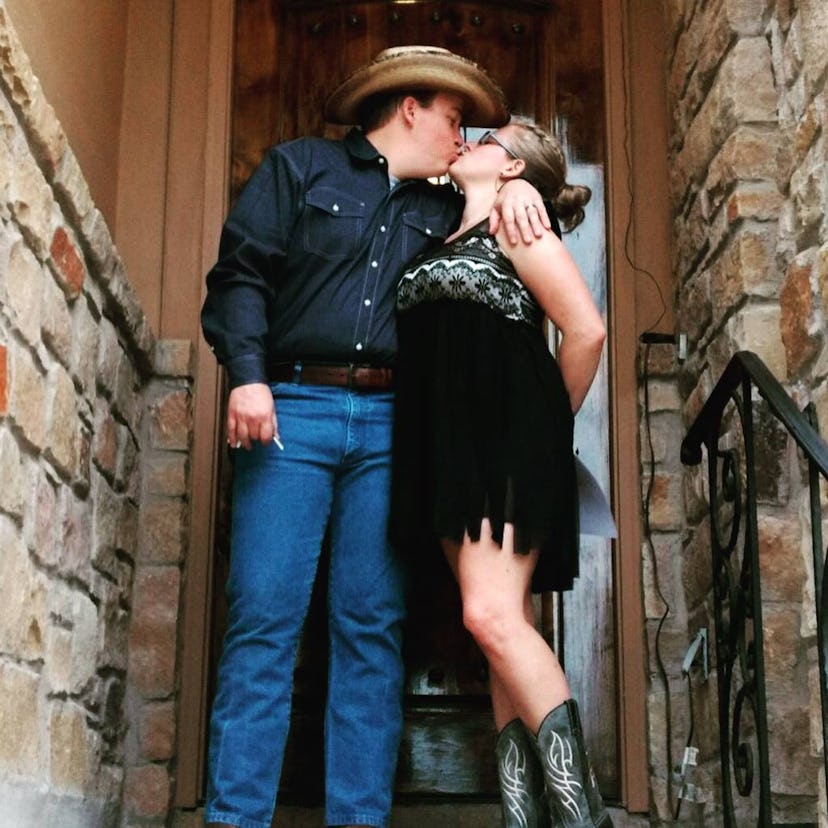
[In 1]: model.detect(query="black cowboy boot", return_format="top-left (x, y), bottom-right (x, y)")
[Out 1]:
top-left (532, 700), bottom-right (613, 827)
top-left (495, 718), bottom-right (556, 827)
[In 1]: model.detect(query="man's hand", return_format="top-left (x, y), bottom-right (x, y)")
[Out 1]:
top-left (227, 383), bottom-right (279, 450)
top-left (489, 179), bottom-right (550, 244)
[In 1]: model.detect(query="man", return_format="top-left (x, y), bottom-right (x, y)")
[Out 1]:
top-left (201, 45), bottom-right (549, 828)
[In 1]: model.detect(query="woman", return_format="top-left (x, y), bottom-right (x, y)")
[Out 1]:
top-left (390, 117), bottom-right (612, 828)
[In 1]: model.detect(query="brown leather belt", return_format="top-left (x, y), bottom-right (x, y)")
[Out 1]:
top-left (268, 361), bottom-right (394, 391)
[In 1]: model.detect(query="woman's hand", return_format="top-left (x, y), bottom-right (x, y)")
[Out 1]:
top-left (489, 179), bottom-right (550, 244)
top-left (226, 382), bottom-right (280, 450)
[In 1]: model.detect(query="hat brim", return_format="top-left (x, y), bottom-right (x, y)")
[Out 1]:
top-left (324, 47), bottom-right (509, 128)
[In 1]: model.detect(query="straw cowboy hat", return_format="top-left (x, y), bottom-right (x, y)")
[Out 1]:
top-left (324, 45), bottom-right (509, 127)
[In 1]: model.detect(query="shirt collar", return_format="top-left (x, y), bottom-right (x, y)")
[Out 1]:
top-left (343, 128), bottom-right (383, 163)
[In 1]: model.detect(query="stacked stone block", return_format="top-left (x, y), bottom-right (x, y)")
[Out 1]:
top-left (123, 340), bottom-right (194, 827)
top-left (0, 8), bottom-right (194, 827)
top-left (651, 0), bottom-right (828, 825)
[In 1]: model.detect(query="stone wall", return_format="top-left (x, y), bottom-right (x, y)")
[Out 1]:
top-left (0, 7), bottom-right (193, 827)
top-left (646, 0), bottom-right (828, 824)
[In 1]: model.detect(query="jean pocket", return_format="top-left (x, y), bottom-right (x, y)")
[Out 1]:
top-left (302, 187), bottom-right (365, 260)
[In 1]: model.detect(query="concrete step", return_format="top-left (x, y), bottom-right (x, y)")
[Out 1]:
top-left (276, 805), bottom-right (649, 827)
top-left (176, 804), bottom-right (650, 827)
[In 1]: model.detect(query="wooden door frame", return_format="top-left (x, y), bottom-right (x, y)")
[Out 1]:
top-left (171, 0), bottom-right (235, 806)
top-left (604, 2), bottom-right (675, 811)
top-left (173, 0), bottom-right (668, 812)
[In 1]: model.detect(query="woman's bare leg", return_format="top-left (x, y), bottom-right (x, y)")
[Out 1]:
top-left (488, 588), bottom-right (536, 729)
top-left (442, 520), bottom-right (569, 734)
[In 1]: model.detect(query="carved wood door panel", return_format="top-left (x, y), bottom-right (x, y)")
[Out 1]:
top-left (213, 0), bottom-right (616, 803)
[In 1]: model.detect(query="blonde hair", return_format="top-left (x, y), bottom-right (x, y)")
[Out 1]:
top-left (505, 116), bottom-right (591, 232)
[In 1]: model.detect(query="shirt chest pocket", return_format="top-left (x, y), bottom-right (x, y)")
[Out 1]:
top-left (401, 210), bottom-right (453, 262)
top-left (302, 188), bottom-right (365, 260)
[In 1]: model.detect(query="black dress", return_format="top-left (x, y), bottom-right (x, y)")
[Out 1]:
top-left (389, 221), bottom-right (579, 593)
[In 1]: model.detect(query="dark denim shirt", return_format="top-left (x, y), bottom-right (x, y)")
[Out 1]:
top-left (201, 128), bottom-right (463, 388)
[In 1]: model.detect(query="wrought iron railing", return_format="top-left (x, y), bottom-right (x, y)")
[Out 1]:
top-left (681, 350), bottom-right (828, 826)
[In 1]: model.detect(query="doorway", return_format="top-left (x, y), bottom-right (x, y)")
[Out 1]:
top-left (212, 0), bottom-right (616, 803)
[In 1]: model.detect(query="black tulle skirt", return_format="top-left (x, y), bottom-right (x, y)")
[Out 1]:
top-left (389, 299), bottom-right (579, 593)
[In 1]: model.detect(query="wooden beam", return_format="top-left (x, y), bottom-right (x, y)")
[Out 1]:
top-left (602, 0), bottom-right (660, 813)
top-left (171, 0), bottom-right (235, 807)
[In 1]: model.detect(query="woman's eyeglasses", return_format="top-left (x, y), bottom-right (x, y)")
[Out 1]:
top-left (477, 130), bottom-right (519, 159)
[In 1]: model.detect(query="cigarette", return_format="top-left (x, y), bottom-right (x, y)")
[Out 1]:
top-left (273, 436), bottom-right (284, 450)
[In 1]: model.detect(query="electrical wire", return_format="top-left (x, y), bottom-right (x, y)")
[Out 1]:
top-left (619, 4), bottom-right (677, 809)
top-left (642, 343), bottom-right (677, 816)
top-left (619, 4), bottom-right (669, 337)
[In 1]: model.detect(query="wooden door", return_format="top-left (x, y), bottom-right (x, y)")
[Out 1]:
top-left (217, 0), bottom-right (616, 803)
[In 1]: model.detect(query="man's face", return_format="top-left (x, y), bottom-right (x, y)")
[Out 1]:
top-left (408, 92), bottom-right (465, 178)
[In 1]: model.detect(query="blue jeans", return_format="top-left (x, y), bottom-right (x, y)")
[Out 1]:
top-left (205, 384), bottom-right (405, 828)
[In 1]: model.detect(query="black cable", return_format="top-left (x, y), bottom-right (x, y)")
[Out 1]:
top-left (619, 12), bottom-right (668, 337)
top-left (642, 343), bottom-right (676, 815)
top-left (619, 14), bottom-right (676, 811)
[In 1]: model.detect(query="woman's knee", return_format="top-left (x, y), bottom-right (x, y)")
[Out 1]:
top-left (461, 596), bottom-right (520, 655)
